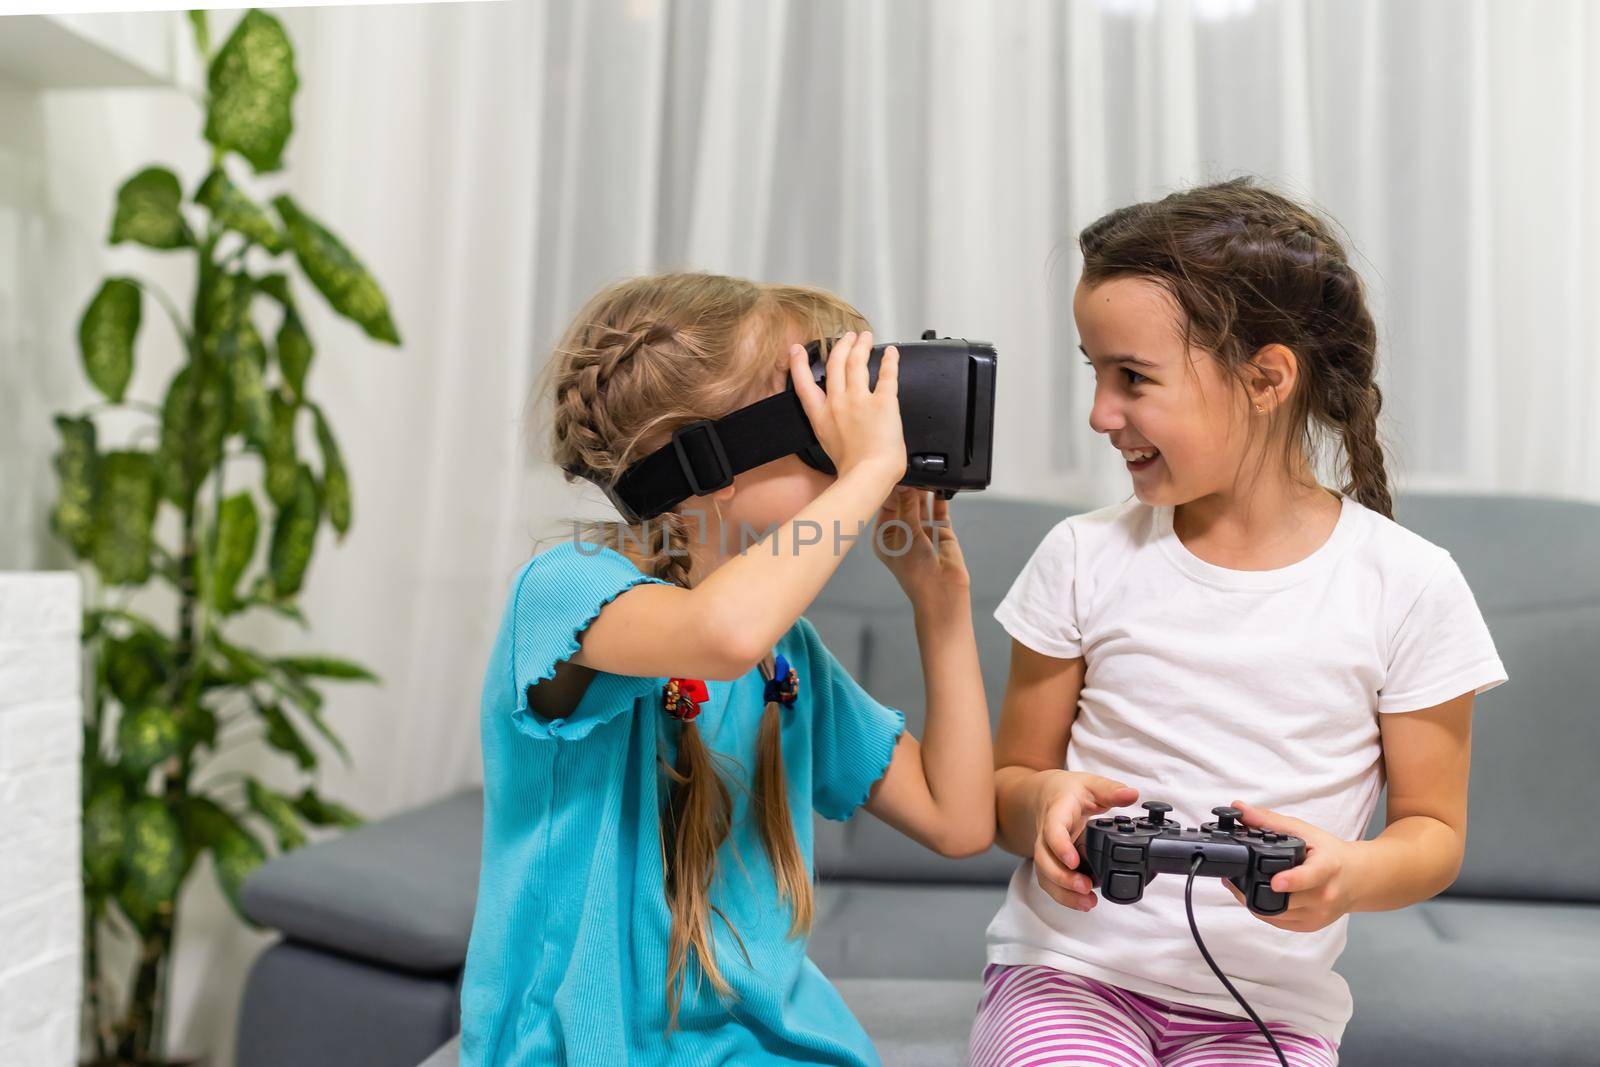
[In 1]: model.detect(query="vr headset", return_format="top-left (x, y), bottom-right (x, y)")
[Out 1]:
top-left (563, 331), bottom-right (997, 523)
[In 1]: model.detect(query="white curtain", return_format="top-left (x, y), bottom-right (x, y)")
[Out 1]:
top-left (527, 0), bottom-right (1600, 507)
top-left (10, 1), bottom-right (1598, 1061)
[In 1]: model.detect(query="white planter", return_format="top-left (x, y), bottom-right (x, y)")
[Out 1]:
top-left (0, 572), bottom-right (83, 1067)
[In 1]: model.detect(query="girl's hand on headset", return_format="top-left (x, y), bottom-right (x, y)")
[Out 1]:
top-left (789, 331), bottom-right (906, 489)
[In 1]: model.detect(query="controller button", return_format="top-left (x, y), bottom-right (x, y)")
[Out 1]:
top-left (1114, 815), bottom-right (1133, 824)
top-left (1111, 844), bottom-right (1144, 863)
top-left (1116, 823), bottom-right (1135, 834)
top-left (1251, 884), bottom-right (1283, 912)
top-left (1259, 855), bottom-right (1293, 875)
top-left (1262, 832), bottom-right (1280, 844)
top-left (1107, 871), bottom-right (1143, 902)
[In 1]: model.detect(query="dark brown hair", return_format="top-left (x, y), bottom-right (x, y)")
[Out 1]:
top-left (1079, 177), bottom-right (1394, 519)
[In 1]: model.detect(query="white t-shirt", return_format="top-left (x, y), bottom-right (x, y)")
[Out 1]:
top-left (987, 491), bottom-right (1508, 1044)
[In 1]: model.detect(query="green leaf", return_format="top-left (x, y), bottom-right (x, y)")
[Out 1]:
top-left (287, 700), bottom-right (349, 767)
top-left (275, 306), bottom-right (314, 400)
top-left (210, 637), bottom-right (269, 684)
top-left (157, 362), bottom-right (229, 506)
top-left (214, 635), bottom-right (321, 711)
top-left (229, 341), bottom-right (272, 445)
top-left (204, 10), bottom-right (298, 174)
top-left (256, 272), bottom-right (292, 305)
top-left (195, 166), bottom-right (285, 253)
top-left (116, 705), bottom-right (182, 776)
top-left (92, 451), bottom-right (159, 586)
top-left (309, 404), bottom-right (350, 536)
top-left (261, 394), bottom-right (299, 507)
top-left (51, 415), bottom-right (98, 556)
top-left (104, 629), bottom-right (172, 707)
top-left (292, 788), bottom-right (360, 829)
top-left (272, 194), bottom-right (400, 344)
top-left (83, 779), bottom-right (128, 896)
top-left (203, 272), bottom-right (267, 372)
top-left (181, 702), bottom-right (219, 751)
top-left (79, 278), bottom-right (141, 404)
top-left (188, 10), bottom-right (210, 58)
top-left (181, 799), bottom-right (268, 924)
top-left (211, 818), bottom-right (267, 924)
top-left (236, 576), bottom-right (308, 627)
top-left (176, 797), bottom-right (225, 890)
top-left (109, 167), bottom-right (194, 250)
top-left (211, 492), bottom-right (259, 614)
top-left (276, 655), bottom-right (377, 682)
top-left (245, 778), bottom-right (306, 851)
top-left (257, 700), bottom-right (315, 771)
top-left (120, 797), bottom-right (185, 929)
top-left (268, 463), bottom-right (319, 597)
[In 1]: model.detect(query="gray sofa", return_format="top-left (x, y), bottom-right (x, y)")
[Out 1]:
top-left (236, 493), bottom-right (1600, 1066)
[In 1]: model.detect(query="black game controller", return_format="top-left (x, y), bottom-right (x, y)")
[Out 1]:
top-left (1076, 802), bottom-right (1306, 916)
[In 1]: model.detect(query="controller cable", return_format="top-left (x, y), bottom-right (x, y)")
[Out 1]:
top-left (1184, 854), bottom-right (1290, 1067)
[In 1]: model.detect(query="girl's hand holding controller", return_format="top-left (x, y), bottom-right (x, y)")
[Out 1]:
top-left (1225, 800), bottom-right (1359, 932)
top-left (789, 331), bottom-right (906, 487)
top-left (1033, 771), bottom-right (1140, 912)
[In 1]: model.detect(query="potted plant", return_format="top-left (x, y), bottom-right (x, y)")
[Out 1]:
top-left (49, 9), bottom-right (401, 1064)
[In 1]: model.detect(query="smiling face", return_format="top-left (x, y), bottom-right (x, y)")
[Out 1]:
top-left (1074, 275), bottom-right (1262, 508)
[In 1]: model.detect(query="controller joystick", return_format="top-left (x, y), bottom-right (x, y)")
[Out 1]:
top-left (1142, 801), bottom-right (1173, 826)
top-left (1210, 806), bottom-right (1241, 833)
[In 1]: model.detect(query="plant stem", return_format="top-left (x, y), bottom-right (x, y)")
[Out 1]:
top-left (84, 903), bottom-right (108, 1062)
top-left (131, 276), bottom-right (195, 353)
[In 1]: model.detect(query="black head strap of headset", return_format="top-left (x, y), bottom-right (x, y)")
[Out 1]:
top-left (563, 390), bottom-right (816, 523)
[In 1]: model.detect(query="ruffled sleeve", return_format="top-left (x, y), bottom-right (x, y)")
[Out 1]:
top-left (796, 616), bottom-right (907, 821)
top-left (506, 541), bottom-right (673, 742)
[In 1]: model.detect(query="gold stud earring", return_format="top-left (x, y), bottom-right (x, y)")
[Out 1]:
top-left (1254, 404), bottom-right (1266, 415)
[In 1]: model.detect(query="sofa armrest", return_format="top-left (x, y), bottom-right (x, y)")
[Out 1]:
top-left (241, 788), bottom-right (483, 973)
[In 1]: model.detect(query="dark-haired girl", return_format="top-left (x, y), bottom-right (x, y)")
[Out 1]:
top-left (974, 179), bottom-right (1508, 1066)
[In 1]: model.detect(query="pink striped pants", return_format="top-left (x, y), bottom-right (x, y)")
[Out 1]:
top-left (968, 963), bottom-right (1339, 1066)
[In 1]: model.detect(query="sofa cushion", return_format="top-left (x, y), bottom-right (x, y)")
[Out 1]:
top-left (417, 1036), bottom-right (458, 1067)
top-left (811, 881), bottom-right (1005, 980)
top-left (833, 978), bottom-right (981, 1067)
top-left (241, 789), bottom-right (483, 973)
top-left (239, 941), bottom-right (456, 1067)
top-left (812, 886), bottom-right (1600, 1067)
top-left (1394, 495), bottom-right (1600, 902)
top-left (1340, 898), bottom-right (1600, 1065)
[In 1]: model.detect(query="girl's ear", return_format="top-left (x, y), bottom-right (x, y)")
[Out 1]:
top-left (1248, 343), bottom-right (1299, 413)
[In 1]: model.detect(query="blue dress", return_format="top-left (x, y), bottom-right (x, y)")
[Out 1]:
top-left (459, 542), bottom-right (907, 1066)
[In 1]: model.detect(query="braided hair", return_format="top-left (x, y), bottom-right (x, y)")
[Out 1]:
top-left (1079, 177), bottom-right (1394, 520)
top-left (535, 271), bottom-right (864, 1024)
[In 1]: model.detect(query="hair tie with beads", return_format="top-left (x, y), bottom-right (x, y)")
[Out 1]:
top-left (764, 653), bottom-right (800, 707)
top-left (662, 677), bottom-right (709, 722)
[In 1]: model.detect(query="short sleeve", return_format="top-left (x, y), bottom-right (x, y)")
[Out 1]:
top-left (797, 618), bottom-right (907, 821)
top-left (507, 541), bottom-right (672, 741)
top-left (1378, 553), bottom-right (1509, 713)
top-left (993, 518), bottom-right (1083, 659)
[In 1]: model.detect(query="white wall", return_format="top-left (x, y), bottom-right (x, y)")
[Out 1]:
top-left (0, 573), bottom-right (83, 1067)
